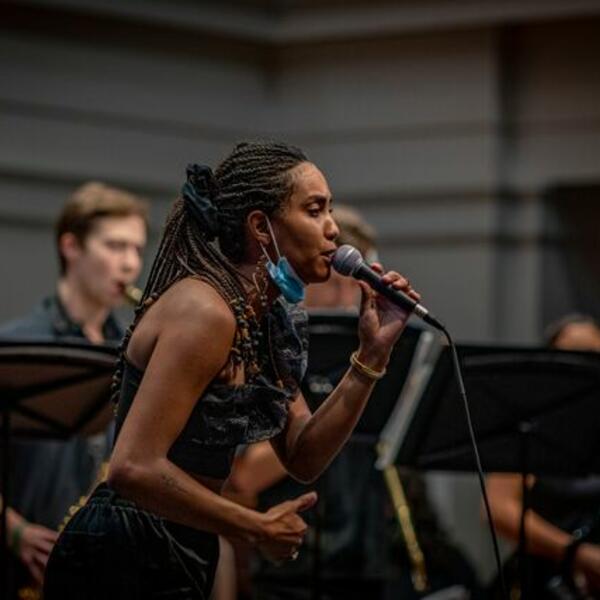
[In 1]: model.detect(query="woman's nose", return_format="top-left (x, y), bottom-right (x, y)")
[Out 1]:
top-left (326, 216), bottom-right (339, 240)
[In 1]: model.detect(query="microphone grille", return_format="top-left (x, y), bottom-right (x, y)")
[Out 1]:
top-left (332, 244), bottom-right (363, 276)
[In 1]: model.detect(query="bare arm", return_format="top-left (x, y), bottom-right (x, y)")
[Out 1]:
top-left (232, 363), bottom-right (378, 489)
top-left (272, 267), bottom-right (417, 483)
top-left (486, 473), bottom-right (572, 562)
top-left (108, 280), bottom-right (314, 558)
top-left (486, 473), bottom-right (600, 591)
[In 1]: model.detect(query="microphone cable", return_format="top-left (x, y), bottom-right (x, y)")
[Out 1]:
top-left (332, 242), bottom-right (509, 597)
top-left (439, 325), bottom-right (509, 600)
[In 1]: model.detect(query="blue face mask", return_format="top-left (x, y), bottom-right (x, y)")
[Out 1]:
top-left (261, 218), bottom-right (306, 304)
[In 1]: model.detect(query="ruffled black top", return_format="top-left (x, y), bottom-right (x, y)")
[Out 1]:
top-left (113, 298), bottom-right (309, 479)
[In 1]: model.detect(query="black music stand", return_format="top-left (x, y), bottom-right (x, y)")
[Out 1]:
top-left (391, 345), bottom-right (600, 476)
top-left (0, 340), bottom-right (117, 597)
top-left (388, 344), bottom-right (600, 599)
top-left (255, 311), bottom-right (424, 600)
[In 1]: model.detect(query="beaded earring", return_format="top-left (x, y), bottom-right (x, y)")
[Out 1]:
top-left (229, 297), bottom-right (262, 378)
top-left (252, 255), bottom-right (269, 312)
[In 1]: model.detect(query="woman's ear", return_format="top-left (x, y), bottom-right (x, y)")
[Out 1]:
top-left (246, 210), bottom-right (271, 247)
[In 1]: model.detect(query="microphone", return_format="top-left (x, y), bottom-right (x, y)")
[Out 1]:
top-left (332, 244), bottom-right (444, 331)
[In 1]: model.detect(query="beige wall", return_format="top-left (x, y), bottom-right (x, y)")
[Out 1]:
top-left (3, 4), bottom-right (599, 342)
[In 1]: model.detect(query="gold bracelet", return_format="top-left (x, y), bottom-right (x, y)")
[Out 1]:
top-left (350, 351), bottom-right (386, 381)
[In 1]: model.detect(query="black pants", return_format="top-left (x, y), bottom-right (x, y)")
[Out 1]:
top-left (44, 483), bottom-right (219, 599)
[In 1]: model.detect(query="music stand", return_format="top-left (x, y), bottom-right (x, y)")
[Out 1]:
top-left (388, 345), bottom-right (600, 476)
top-left (0, 340), bottom-right (117, 596)
top-left (384, 344), bottom-right (600, 599)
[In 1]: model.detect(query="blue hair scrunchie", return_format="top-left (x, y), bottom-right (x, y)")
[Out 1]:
top-left (182, 163), bottom-right (219, 240)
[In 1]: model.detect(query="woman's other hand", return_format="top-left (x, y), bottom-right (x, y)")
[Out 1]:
top-left (257, 491), bottom-right (317, 564)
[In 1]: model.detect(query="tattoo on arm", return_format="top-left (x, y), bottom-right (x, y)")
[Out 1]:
top-left (160, 473), bottom-right (189, 496)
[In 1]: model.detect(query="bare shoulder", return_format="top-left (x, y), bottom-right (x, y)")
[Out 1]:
top-left (128, 278), bottom-right (237, 370)
top-left (147, 278), bottom-right (238, 376)
top-left (158, 278), bottom-right (236, 333)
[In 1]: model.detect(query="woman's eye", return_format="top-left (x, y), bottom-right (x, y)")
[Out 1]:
top-left (308, 206), bottom-right (321, 217)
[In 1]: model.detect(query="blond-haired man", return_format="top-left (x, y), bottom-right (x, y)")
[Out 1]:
top-left (0, 182), bottom-right (147, 592)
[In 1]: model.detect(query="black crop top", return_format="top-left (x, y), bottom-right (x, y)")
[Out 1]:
top-left (113, 298), bottom-right (309, 479)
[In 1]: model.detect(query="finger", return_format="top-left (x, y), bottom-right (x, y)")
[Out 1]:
top-left (42, 530), bottom-right (59, 542)
top-left (358, 282), bottom-right (373, 314)
top-left (272, 531), bottom-right (307, 546)
top-left (36, 538), bottom-right (55, 555)
top-left (289, 491), bottom-right (318, 514)
top-left (380, 271), bottom-right (422, 302)
top-left (381, 271), bottom-right (408, 289)
top-left (286, 524), bottom-right (308, 541)
top-left (35, 549), bottom-right (50, 568)
top-left (370, 262), bottom-right (383, 273)
top-left (268, 491), bottom-right (317, 520)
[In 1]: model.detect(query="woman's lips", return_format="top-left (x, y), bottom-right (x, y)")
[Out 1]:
top-left (321, 249), bottom-right (337, 261)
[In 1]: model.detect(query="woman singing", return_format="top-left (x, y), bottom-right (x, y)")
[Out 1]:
top-left (44, 141), bottom-right (419, 599)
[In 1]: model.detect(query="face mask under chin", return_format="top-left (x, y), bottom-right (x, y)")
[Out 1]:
top-left (260, 217), bottom-right (306, 304)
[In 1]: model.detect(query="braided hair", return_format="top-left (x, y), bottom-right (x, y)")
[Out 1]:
top-left (111, 141), bottom-right (308, 404)
top-left (214, 141), bottom-right (307, 263)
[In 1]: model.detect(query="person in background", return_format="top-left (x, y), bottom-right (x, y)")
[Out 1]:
top-left (486, 314), bottom-right (600, 599)
top-left (303, 205), bottom-right (378, 311)
top-left (0, 182), bottom-right (148, 595)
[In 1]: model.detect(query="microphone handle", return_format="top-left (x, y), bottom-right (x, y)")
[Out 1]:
top-left (354, 264), bottom-right (444, 331)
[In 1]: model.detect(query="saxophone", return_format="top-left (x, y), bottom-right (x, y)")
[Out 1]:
top-left (122, 284), bottom-right (143, 306)
top-left (378, 442), bottom-right (429, 593)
